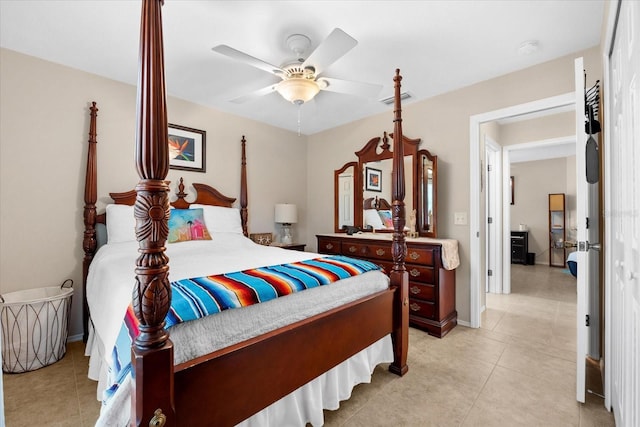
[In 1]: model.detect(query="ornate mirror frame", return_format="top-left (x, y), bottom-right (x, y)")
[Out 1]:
top-left (333, 132), bottom-right (438, 238)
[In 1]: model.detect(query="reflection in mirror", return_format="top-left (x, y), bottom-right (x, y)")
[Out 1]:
top-left (361, 157), bottom-right (414, 232)
top-left (418, 149), bottom-right (437, 237)
top-left (333, 132), bottom-right (437, 237)
top-left (334, 162), bottom-right (357, 232)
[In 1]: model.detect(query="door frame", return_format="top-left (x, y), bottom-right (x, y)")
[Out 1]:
top-left (484, 136), bottom-right (502, 294)
top-left (500, 135), bottom-right (576, 294)
top-left (601, 0), bottom-right (622, 413)
top-left (469, 92), bottom-right (575, 327)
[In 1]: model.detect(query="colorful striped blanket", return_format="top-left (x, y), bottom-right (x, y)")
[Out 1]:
top-left (103, 255), bottom-right (382, 402)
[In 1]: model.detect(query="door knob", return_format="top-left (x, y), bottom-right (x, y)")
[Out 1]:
top-left (578, 241), bottom-right (601, 251)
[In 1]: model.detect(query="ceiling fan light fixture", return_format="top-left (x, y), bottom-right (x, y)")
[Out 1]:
top-left (276, 78), bottom-right (320, 104)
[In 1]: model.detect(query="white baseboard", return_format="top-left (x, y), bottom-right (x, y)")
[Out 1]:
top-left (457, 319), bottom-right (472, 328)
top-left (67, 333), bottom-right (84, 343)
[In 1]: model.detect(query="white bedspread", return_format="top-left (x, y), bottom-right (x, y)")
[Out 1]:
top-left (86, 233), bottom-right (392, 426)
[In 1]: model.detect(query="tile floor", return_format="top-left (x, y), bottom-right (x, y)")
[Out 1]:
top-left (2, 264), bottom-right (615, 426)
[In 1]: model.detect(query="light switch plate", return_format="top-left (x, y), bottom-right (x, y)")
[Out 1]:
top-left (454, 212), bottom-right (467, 225)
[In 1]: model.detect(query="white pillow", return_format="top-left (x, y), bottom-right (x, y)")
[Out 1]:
top-left (364, 209), bottom-right (384, 229)
top-left (190, 204), bottom-right (243, 234)
top-left (106, 204), bottom-right (136, 243)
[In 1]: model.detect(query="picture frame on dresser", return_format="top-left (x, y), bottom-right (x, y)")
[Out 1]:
top-left (249, 233), bottom-right (273, 246)
top-left (168, 123), bottom-right (206, 172)
top-left (365, 167), bottom-right (382, 192)
top-left (510, 176), bottom-right (515, 205)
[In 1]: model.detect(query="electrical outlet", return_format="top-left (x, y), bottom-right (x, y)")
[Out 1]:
top-left (454, 212), bottom-right (467, 225)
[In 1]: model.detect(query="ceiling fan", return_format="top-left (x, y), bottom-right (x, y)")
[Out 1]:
top-left (212, 28), bottom-right (382, 105)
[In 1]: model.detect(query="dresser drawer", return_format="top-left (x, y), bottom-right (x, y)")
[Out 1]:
top-left (317, 237), bottom-right (341, 255)
top-left (406, 264), bottom-right (434, 283)
top-left (406, 246), bottom-right (434, 266)
top-left (372, 259), bottom-right (393, 275)
top-left (408, 298), bottom-right (435, 319)
top-left (408, 282), bottom-right (436, 301)
top-left (342, 241), bottom-right (391, 261)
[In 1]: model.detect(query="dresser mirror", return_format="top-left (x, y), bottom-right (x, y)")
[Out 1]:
top-left (418, 149), bottom-right (437, 236)
top-left (334, 132), bottom-right (438, 237)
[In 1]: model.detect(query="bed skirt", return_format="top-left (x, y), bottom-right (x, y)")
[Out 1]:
top-left (95, 335), bottom-right (392, 426)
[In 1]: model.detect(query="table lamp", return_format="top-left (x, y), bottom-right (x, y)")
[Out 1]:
top-left (275, 203), bottom-right (297, 244)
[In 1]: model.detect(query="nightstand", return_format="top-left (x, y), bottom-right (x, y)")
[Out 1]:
top-left (271, 243), bottom-right (306, 252)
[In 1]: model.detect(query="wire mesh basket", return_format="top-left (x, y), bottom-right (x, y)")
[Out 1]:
top-left (1, 280), bottom-right (73, 373)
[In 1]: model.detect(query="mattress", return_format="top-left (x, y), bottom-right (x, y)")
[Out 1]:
top-left (86, 233), bottom-right (391, 425)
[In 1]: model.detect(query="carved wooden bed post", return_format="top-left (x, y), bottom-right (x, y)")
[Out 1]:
top-left (389, 69), bottom-right (409, 376)
top-left (131, 0), bottom-right (175, 425)
top-left (82, 101), bottom-right (99, 343)
top-left (240, 135), bottom-right (248, 236)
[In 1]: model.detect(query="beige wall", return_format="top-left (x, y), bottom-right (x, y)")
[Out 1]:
top-left (500, 111), bottom-right (576, 145)
top-left (510, 157), bottom-right (576, 264)
top-left (0, 48), bottom-right (307, 338)
top-left (307, 46), bottom-right (601, 324)
top-left (0, 44), bottom-right (602, 335)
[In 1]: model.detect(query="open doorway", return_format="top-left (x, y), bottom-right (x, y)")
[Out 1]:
top-left (470, 58), bottom-right (604, 404)
top-left (469, 91), bottom-right (577, 326)
top-left (502, 134), bottom-right (577, 293)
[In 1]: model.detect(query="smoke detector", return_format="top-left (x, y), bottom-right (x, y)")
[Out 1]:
top-left (517, 40), bottom-right (540, 56)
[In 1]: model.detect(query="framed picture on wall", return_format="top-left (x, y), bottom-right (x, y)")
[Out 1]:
top-left (168, 123), bottom-right (206, 172)
top-left (365, 167), bottom-right (382, 192)
top-left (510, 176), bottom-right (515, 205)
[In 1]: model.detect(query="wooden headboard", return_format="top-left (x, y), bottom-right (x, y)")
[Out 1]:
top-left (81, 111), bottom-right (249, 341)
top-left (364, 196), bottom-right (392, 210)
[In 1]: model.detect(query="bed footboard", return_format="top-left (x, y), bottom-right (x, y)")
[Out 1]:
top-left (174, 289), bottom-right (394, 426)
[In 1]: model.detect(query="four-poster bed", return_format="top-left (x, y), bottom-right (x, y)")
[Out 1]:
top-left (82, 1), bottom-right (410, 425)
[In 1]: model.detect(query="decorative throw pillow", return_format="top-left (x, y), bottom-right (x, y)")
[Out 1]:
top-left (378, 210), bottom-right (393, 228)
top-left (168, 208), bottom-right (212, 243)
top-left (190, 204), bottom-right (243, 234)
top-left (364, 209), bottom-right (384, 229)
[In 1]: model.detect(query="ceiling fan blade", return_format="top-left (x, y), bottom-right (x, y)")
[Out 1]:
top-left (302, 28), bottom-right (357, 76)
top-left (212, 45), bottom-right (285, 77)
top-left (229, 84), bottom-right (277, 104)
top-left (318, 77), bottom-right (382, 99)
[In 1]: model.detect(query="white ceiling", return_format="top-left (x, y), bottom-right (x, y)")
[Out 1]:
top-left (0, 0), bottom-right (604, 135)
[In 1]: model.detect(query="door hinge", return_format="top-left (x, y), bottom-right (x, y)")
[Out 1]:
top-left (487, 164), bottom-right (493, 172)
top-left (488, 269), bottom-right (493, 276)
top-left (586, 314), bottom-right (590, 327)
top-left (586, 217), bottom-right (590, 229)
top-left (488, 217), bottom-right (493, 224)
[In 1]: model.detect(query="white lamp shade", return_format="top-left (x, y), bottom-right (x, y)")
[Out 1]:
top-left (275, 204), bottom-right (297, 224)
top-left (276, 78), bottom-right (320, 104)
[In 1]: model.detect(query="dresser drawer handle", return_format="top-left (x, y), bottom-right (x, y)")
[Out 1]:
top-left (376, 249), bottom-right (386, 256)
top-left (409, 302), bottom-right (421, 312)
top-left (408, 251), bottom-right (420, 260)
top-left (348, 246), bottom-right (357, 253)
top-left (410, 268), bottom-right (420, 277)
top-left (410, 286), bottom-right (420, 295)
top-left (325, 243), bottom-right (333, 250)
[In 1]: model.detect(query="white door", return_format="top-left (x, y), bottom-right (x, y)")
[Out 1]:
top-left (338, 172), bottom-right (354, 227)
top-left (573, 57), bottom-right (590, 404)
top-left (605, 1), bottom-right (640, 424)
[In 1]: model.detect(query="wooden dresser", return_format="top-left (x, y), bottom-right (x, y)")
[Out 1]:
top-left (316, 233), bottom-right (457, 338)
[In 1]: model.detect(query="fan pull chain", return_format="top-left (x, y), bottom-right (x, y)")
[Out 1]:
top-left (297, 103), bottom-right (302, 136)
